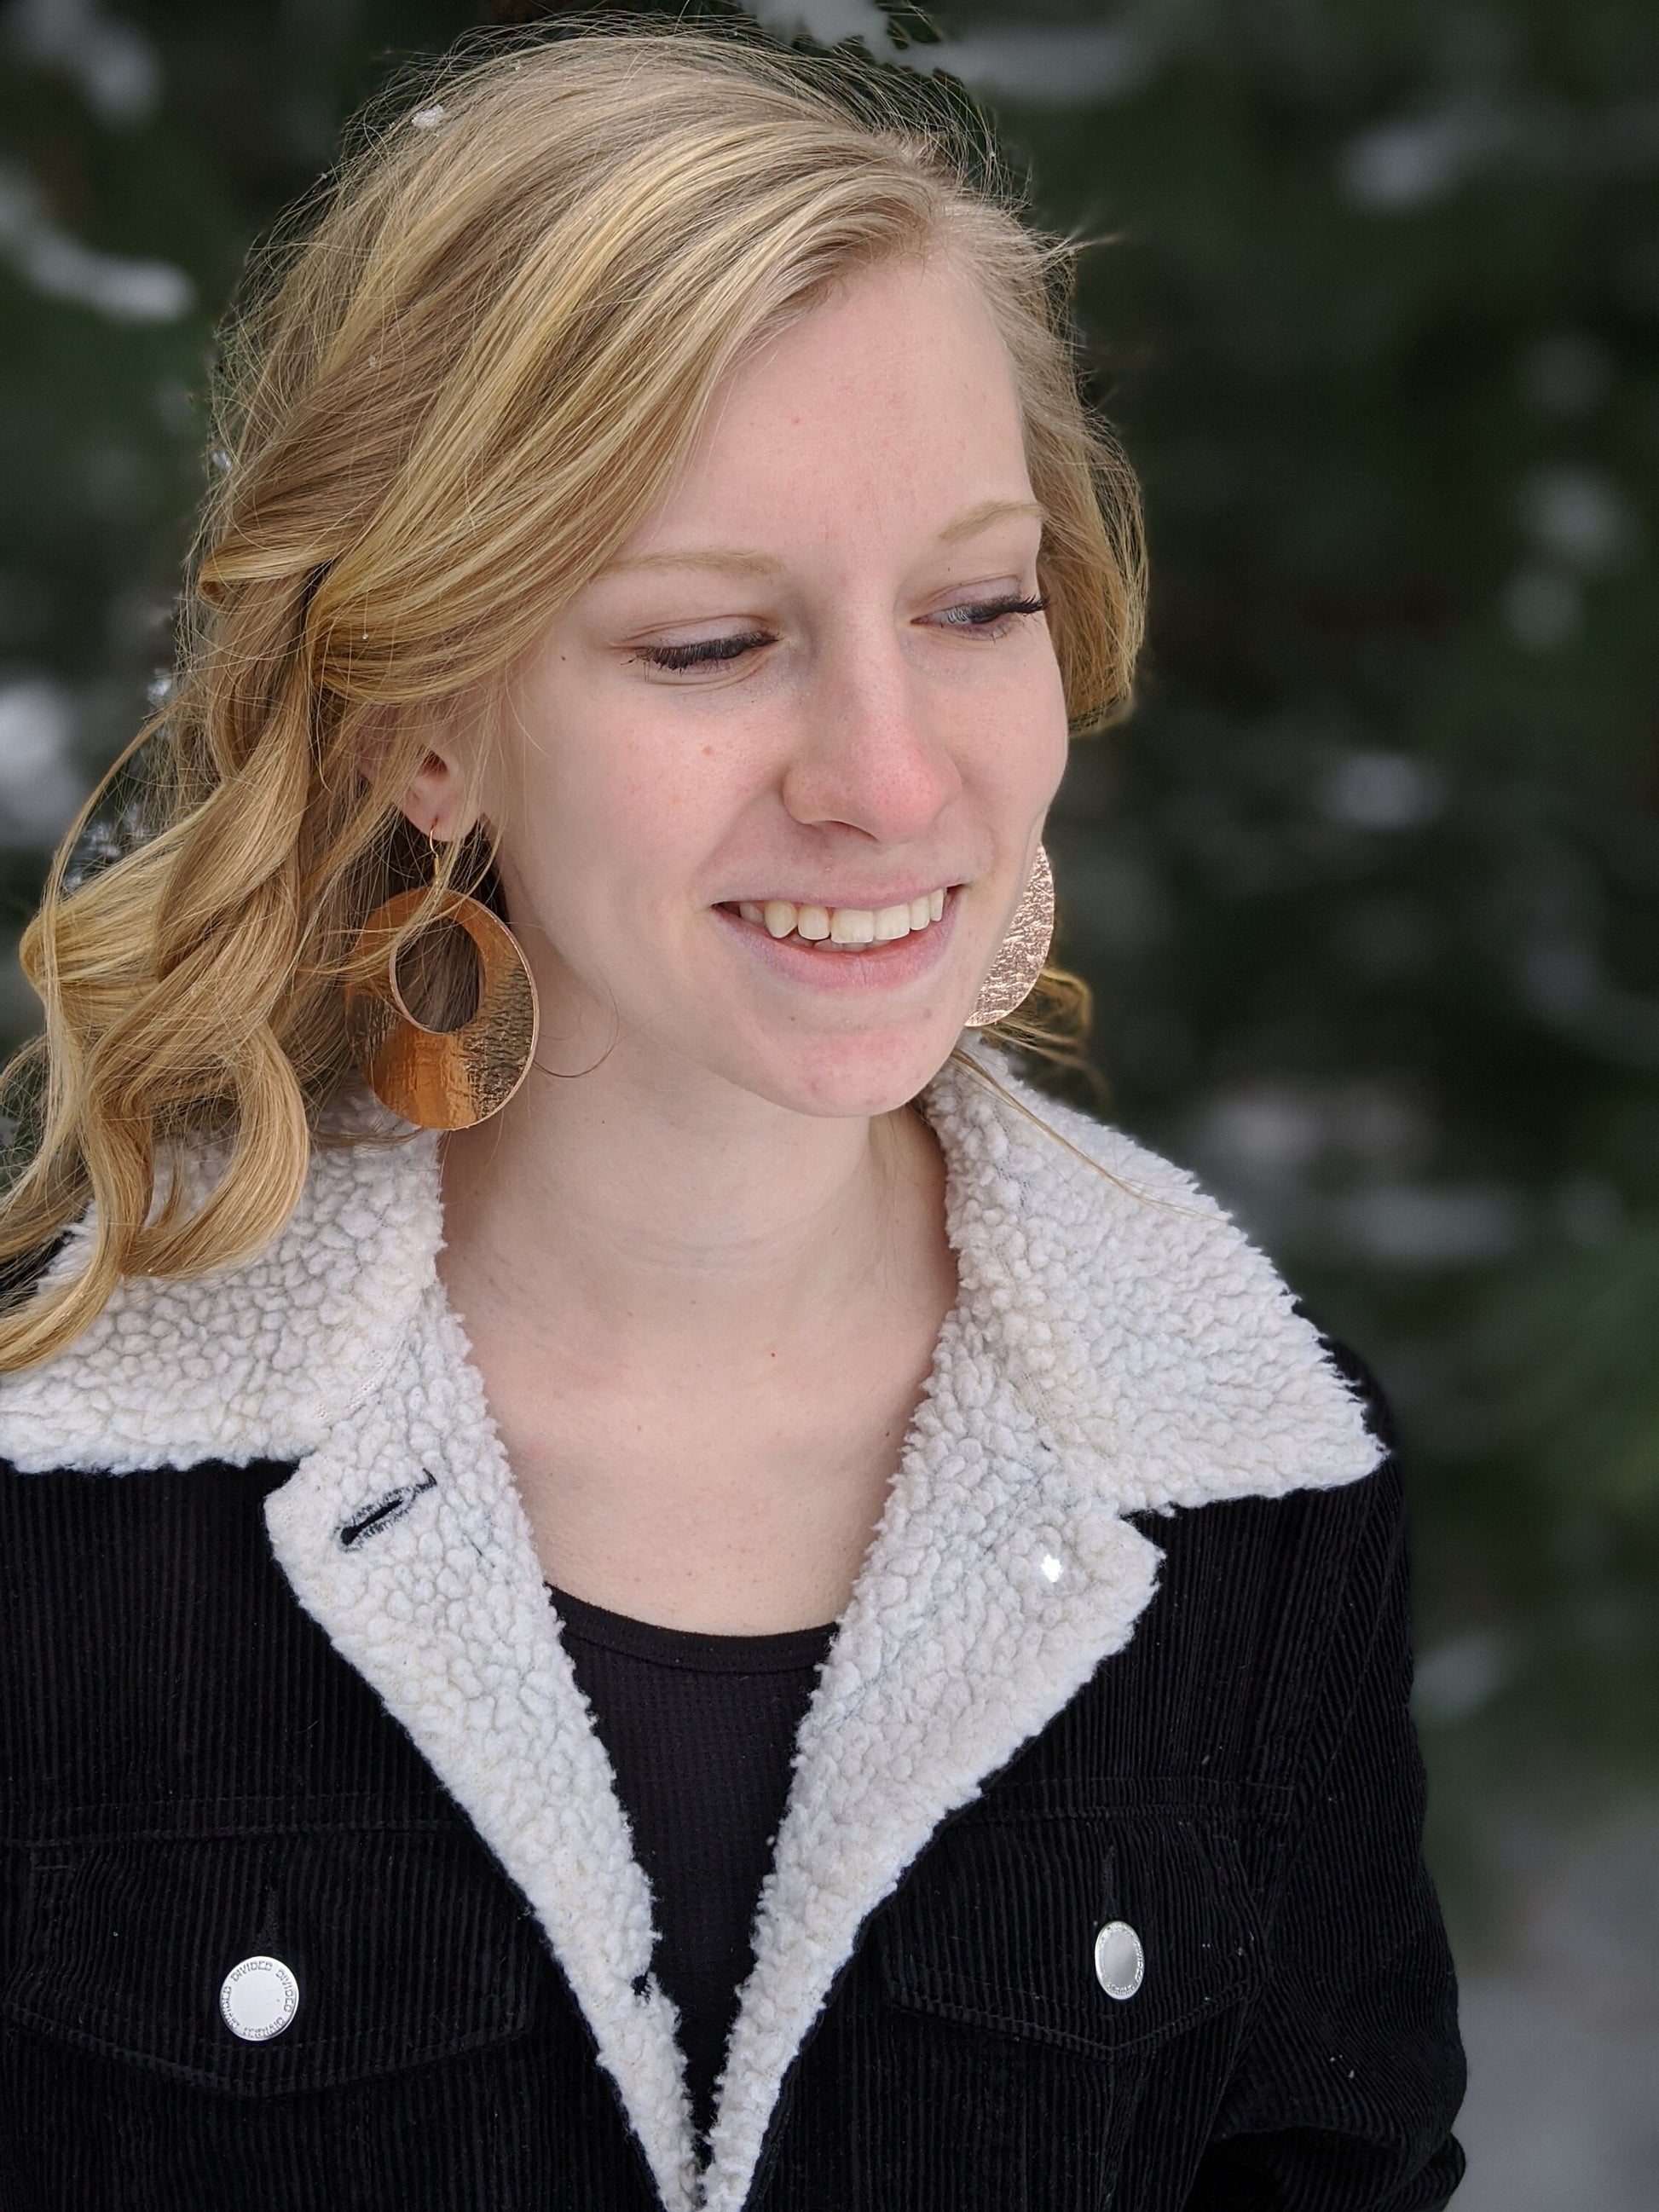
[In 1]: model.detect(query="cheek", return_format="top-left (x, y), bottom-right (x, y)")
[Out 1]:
top-left (974, 652), bottom-right (1071, 806)
top-left (498, 713), bottom-right (743, 923)
top-left (1036, 646), bottom-right (1074, 788)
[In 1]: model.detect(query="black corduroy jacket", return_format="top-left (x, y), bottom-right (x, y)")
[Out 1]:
top-left (0, 1038), bottom-right (1466, 2211)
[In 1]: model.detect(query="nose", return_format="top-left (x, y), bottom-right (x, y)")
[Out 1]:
top-left (778, 630), bottom-right (963, 849)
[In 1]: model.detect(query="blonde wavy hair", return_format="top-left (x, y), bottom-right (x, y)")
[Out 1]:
top-left (0, 12), bottom-right (1147, 1371)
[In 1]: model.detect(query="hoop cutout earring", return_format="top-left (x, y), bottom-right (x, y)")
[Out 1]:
top-left (345, 877), bottom-right (540, 1130)
top-left (963, 842), bottom-right (1055, 1030)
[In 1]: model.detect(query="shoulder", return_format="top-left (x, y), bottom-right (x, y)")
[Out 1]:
top-left (1298, 1318), bottom-right (1404, 1464)
top-left (922, 1044), bottom-right (1391, 1517)
top-left (1120, 1321), bottom-right (1413, 1701)
top-left (0, 1121), bottom-right (442, 1476)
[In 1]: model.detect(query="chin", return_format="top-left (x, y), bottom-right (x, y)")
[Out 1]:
top-left (725, 1021), bottom-right (965, 1121)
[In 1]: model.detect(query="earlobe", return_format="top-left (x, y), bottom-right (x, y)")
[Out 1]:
top-left (354, 712), bottom-right (481, 843)
top-left (397, 751), bottom-right (477, 844)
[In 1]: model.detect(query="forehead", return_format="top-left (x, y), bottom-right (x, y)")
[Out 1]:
top-left (622, 257), bottom-right (1031, 552)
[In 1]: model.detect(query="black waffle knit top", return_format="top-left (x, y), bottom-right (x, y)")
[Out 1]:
top-left (544, 1580), bottom-right (839, 2154)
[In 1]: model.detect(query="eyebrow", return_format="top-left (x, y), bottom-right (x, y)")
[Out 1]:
top-left (939, 496), bottom-right (1048, 545)
top-left (600, 497), bottom-right (1048, 579)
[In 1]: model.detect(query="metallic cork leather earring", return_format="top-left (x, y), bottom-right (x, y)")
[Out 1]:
top-left (963, 843), bottom-right (1055, 1029)
top-left (345, 835), bottom-right (540, 1129)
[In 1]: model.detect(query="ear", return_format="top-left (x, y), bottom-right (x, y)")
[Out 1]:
top-left (395, 744), bottom-right (485, 845)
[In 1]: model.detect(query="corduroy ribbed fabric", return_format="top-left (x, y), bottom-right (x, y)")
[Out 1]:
top-left (0, 1336), bottom-right (1465, 2211)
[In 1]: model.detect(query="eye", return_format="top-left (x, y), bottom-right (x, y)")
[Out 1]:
top-left (631, 630), bottom-right (776, 673)
top-left (932, 592), bottom-right (1051, 638)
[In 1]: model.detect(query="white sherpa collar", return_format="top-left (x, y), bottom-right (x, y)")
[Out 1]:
top-left (0, 1036), bottom-right (1384, 2212)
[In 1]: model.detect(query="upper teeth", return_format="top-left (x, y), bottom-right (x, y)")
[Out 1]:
top-left (734, 887), bottom-right (947, 944)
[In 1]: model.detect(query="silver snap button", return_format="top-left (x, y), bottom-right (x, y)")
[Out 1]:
top-left (1094, 1920), bottom-right (1144, 2000)
top-left (219, 1955), bottom-right (299, 2042)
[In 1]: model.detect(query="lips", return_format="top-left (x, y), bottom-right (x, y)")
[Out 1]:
top-left (713, 882), bottom-right (962, 991)
top-left (718, 885), bottom-right (952, 948)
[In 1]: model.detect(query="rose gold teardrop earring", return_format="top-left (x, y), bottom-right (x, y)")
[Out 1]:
top-left (962, 842), bottom-right (1055, 1030)
top-left (345, 830), bottom-right (540, 1129)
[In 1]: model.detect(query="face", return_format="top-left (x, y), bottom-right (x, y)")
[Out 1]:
top-left (413, 252), bottom-right (1070, 1121)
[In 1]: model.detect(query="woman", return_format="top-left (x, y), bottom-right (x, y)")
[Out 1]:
top-left (0, 20), bottom-right (1465, 2211)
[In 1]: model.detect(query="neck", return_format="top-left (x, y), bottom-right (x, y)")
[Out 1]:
top-left (433, 1042), bottom-right (948, 1378)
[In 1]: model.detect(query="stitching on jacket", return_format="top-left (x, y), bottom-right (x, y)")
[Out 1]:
top-left (337, 1470), bottom-right (437, 1549)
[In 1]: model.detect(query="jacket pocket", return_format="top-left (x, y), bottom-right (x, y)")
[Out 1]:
top-left (873, 1800), bottom-right (1266, 2059)
top-left (0, 1824), bottom-right (542, 2096)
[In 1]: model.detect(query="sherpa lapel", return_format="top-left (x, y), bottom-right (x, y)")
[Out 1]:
top-left (263, 1284), bottom-right (709, 2211)
top-left (0, 1037), bottom-right (1384, 2212)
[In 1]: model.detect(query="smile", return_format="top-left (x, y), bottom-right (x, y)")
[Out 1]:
top-left (712, 884), bottom-right (962, 990)
top-left (720, 886), bottom-right (949, 948)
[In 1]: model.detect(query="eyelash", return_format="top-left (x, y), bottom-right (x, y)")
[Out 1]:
top-left (633, 594), bottom-right (1051, 673)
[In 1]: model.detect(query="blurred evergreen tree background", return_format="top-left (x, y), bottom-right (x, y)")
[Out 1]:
top-left (2, 0), bottom-right (1656, 2115)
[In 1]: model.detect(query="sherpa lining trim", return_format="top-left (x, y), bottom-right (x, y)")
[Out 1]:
top-left (0, 1037), bottom-right (1384, 2212)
